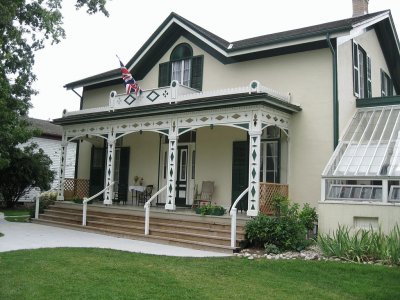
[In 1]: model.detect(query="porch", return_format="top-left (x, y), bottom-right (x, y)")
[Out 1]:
top-left (63, 179), bottom-right (288, 216)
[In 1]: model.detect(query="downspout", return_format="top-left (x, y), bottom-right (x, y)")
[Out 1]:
top-left (326, 33), bottom-right (339, 149)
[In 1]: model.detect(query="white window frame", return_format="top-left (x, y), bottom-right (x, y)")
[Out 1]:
top-left (171, 59), bottom-right (191, 87)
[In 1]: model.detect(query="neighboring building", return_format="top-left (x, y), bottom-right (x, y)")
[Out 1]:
top-left (18, 118), bottom-right (76, 202)
top-left (53, 0), bottom-right (399, 233)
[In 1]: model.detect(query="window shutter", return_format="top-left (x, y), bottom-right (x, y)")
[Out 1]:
top-left (190, 55), bottom-right (203, 91)
top-left (158, 62), bottom-right (171, 87)
top-left (367, 56), bottom-right (372, 98)
top-left (353, 41), bottom-right (360, 97)
top-left (381, 70), bottom-right (385, 97)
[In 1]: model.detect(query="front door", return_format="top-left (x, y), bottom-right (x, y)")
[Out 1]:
top-left (176, 146), bottom-right (188, 206)
top-left (232, 141), bottom-right (249, 211)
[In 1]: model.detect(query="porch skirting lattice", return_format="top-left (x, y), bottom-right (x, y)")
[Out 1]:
top-left (259, 183), bottom-right (288, 215)
top-left (64, 178), bottom-right (89, 200)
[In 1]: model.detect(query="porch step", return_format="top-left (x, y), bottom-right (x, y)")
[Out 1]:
top-left (34, 201), bottom-right (248, 253)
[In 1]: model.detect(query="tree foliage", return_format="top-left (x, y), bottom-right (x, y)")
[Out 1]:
top-left (0, 0), bottom-right (108, 169)
top-left (0, 143), bottom-right (55, 208)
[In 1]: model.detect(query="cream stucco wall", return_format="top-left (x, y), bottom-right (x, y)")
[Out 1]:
top-left (337, 28), bottom-right (395, 137)
top-left (196, 126), bottom-right (247, 208)
top-left (319, 202), bottom-right (400, 234)
top-left (122, 132), bottom-right (160, 190)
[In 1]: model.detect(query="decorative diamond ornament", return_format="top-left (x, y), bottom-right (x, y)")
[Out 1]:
top-left (216, 115), bottom-right (224, 121)
top-left (124, 95), bottom-right (136, 105)
top-left (147, 90), bottom-right (160, 102)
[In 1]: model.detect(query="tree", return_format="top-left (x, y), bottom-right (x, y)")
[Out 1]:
top-left (0, 0), bottom-right (108, 169)
top-left (0, 143), bottom-right (55, 208)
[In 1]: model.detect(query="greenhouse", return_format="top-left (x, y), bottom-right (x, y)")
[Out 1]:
top-left (322, 105), bottom-right (400, 203)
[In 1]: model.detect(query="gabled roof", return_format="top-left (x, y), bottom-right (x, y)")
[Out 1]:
top-left (65, 10), bottom-right (399, 92)
top-left (27, 117), bottom-right (62, 138)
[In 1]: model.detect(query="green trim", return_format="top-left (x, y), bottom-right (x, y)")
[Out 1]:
top-left (234, 123), bottom-right (249, 130)
top-left (356, 95), bottom-right (400, 108)
top-left (54, 94), bottom-right (301, 126)
top-left (178, 128), bottom-right (190, 134)
top-left (327, 34), bottom-right (339, 150)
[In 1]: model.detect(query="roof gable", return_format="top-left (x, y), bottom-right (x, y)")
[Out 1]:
top-left (65, 10), bottom-right (399, 91)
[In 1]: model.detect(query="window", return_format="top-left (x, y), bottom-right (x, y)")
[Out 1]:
top-left (353, 41), bottom-right (371, 98)
top-left (381, 70), bottom-right (393, 97)
top-left (260, 127), bottom-right (281, 183)
top-left (158, 43), bottom-right (204, 90)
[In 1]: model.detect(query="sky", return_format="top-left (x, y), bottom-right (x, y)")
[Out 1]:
top-left (29, 0), bottom-right (400, 121)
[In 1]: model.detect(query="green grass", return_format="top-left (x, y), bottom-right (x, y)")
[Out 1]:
top-left (0, 248), bottom-right (399, 299)
top-left (0, 209), bottom-right (31, 222)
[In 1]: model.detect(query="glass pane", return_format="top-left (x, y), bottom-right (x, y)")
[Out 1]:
top-left (360, 187), bottom-right (372, 199)
top-left (329, 186), bottom-right (341, 198)
top-left (371, 187), bottom-right (382, 200)
top-left (180, 150), bottom-right (187, 181)
top-left (351, 187), bottom-right (362, 199)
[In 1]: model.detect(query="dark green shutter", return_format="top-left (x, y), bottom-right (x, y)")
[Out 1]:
top-left (158, 62), bottom-right (171, 87)
top-left (352, 41), bottom-right (359, 97)
top-left (367, 56), bottom-right (372, 98)
top-left (190, 55), bottom-right (203, 91)
top-left (381, 70), bottom-right (385, 96)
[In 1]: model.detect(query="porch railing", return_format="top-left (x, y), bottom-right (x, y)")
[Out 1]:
top-left (144, 185), bottom-right (167, 235)
top-left (230, 187), bottom-right (249, 248)
top-left (82, 182), bottom-right (115, 226)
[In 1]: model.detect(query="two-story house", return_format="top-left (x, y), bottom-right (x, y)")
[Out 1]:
top-left (52, 0), bottom-right (399, 236)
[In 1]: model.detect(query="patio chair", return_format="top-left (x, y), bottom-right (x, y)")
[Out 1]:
top-left (138, 185), bottom-right (154, 205)
top-left (192, 181), bottom-right (214, 209)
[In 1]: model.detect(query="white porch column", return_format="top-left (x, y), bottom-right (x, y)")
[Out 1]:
top-left (56, 136), bottom-right (68, 201)
top-left (104, 132), bottom-right (116, 205)
top-left (247, 114), bottom-right (262, 216)
top-left (165, 123), bottom-right (178, 210)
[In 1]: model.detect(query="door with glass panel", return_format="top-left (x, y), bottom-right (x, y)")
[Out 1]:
top-left (176, 146), bottom-right (189, 206)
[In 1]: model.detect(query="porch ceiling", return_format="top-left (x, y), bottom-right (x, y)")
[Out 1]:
top-left (53, 93), bottom-right (301, 126)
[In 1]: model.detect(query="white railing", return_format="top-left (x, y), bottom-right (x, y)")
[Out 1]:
top-left (230, 187), bottom-right (249, 248)
top-left (34, 185), bottom-right (61, 219)
top-left (144, 185), bottom-right (167, 235)
top-left (63, 80), bottom-right (292, 117)
top-left (82, 182), bottom-right (115, 226)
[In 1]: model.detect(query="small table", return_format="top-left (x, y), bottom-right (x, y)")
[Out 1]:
top-left (129, 185), bottom-right (146, 205)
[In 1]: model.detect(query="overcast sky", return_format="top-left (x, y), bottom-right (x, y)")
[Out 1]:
top-left (29, 0), bottom-right (400, 120)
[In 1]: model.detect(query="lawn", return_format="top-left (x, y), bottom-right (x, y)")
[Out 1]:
top-left (0, 248), bottom-right (399, 299)
top-left (0, 209), bottom-right (31, 222)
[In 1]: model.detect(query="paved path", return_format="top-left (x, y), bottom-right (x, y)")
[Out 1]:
top-left (0, 215), bottom-right (230, 257)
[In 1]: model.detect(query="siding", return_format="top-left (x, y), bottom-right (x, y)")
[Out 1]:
top-left (18, 137), bottom-right (76, 202)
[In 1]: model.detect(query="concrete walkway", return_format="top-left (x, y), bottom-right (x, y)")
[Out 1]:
top-left (0, 214), bottom-right (230, 257)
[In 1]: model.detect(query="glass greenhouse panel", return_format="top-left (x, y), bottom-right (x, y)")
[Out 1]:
top-left (323, 106), bottom-right (400, 178)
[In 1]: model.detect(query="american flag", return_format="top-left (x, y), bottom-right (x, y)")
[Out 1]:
top-left (118, 59), bottom-right (142, 95)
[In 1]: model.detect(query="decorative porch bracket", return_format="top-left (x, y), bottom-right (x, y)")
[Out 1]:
top-left (247, 126), bottom-right (262, 216)
top-left (104, 132), bottom-right (116, 205)
top-left (56, 137), bottom-right (68, 201)
top-left (165, 124), bottom-right (178, 210)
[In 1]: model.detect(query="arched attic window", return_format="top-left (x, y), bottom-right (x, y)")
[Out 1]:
top-left (158, 43), bottom-right (203, 90)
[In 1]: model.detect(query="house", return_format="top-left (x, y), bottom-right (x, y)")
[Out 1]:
top-left (53, 0), bottom-right (399, 234)
top-left (18, 118), bottom-right (77, 202)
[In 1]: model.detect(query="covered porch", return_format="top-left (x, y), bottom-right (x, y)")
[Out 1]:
top-left (54, 81), bottom-right (299, 217)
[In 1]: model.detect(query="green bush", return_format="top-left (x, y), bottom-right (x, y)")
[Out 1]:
top-left (245, 195), bottom-right (317, 252)
top-left (318, 225), bottom-right (400, 265)
top-left (29, 190), bottom-right (57, 217)
top-left (195, 204), bottom-right (226, 216)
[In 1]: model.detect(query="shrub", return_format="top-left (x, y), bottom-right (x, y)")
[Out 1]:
top-left (29, 190), bottom-right (57, 217)
top-left (195, 204), bottom-right (226, 216)
top-left (245, 196), bottom-right (317, 252)
top-left (318, 225), bottom-right (400, 265)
